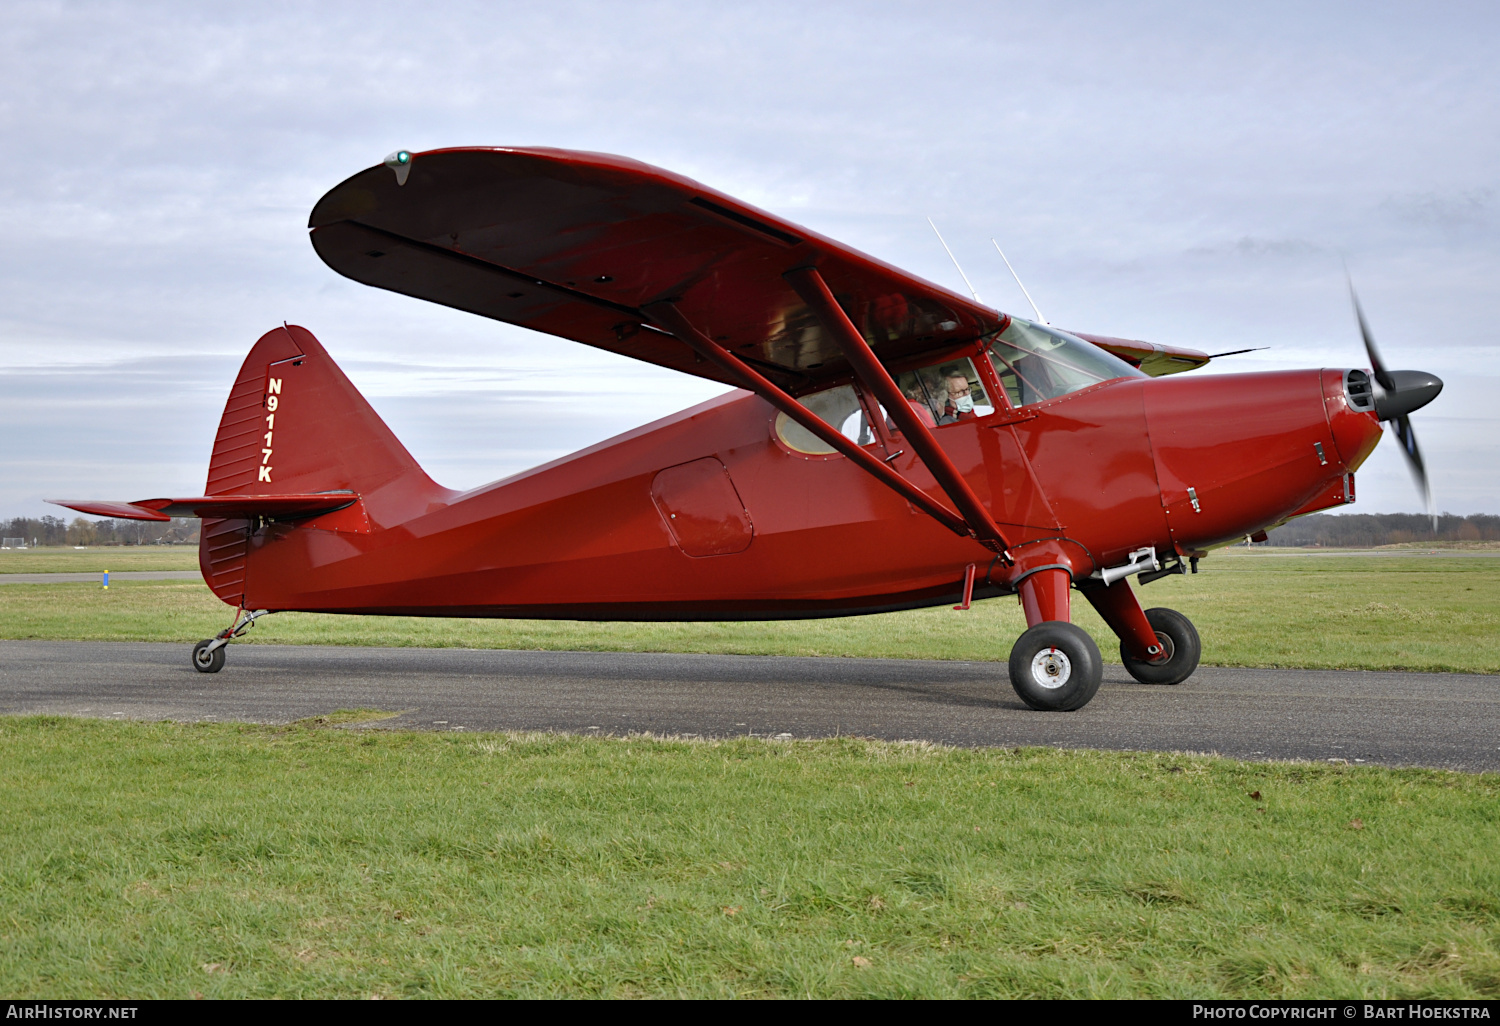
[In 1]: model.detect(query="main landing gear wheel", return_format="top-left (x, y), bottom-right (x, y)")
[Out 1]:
top-left (1120, 607), bottom-right (1201, 685)
top-left (1008, 621), bottom-right (1103, 711)
top-left (192, 639), bottom-right (226, 674)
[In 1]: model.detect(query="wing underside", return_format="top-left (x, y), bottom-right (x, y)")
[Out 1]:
top-left (1070, 332), bottom-right (1213, 376)
top-left (309, 147), bottom-right (1209, 388)
top-left (309, 148), bottom-right (1008, 394)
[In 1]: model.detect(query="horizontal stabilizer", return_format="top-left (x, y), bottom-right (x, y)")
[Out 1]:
top-left (49, 492), bottom-right (359, 522)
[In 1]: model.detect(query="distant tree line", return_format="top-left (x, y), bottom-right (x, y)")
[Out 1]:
top-left (1267, 512), bottom-right (1500, 547)
top-left (4, 511), bottom-right (1496, 549)
top-left (0, 515), bottom-right (200, 547)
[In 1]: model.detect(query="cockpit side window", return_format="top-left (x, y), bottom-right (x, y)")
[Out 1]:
top-left (988, 318), bottom-right (1145, 407)
top-left (891, 357), bottom-right (994, 429)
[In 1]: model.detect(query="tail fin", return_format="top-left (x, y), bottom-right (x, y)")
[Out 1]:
top-left (200, 325), bottom-right (447, 605)
top-left (205, 324), bottom-right (437, 498)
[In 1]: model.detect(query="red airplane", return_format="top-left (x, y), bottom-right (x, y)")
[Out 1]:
top-left (52, 147), bottom-right (1443, 711)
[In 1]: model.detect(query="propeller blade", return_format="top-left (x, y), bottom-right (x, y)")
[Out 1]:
top-left (1347, 276), bottom-right (1439, 530)
top-left (1389, 414), bottom-right (1436, 532)
top-left (1348, 279), bottom-right (1396, 392)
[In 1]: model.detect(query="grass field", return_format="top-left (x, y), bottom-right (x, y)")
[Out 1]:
top-left (2, 550), bottom-right (1496, 673)
top-left (0, 546), bottom-right (197, 573)
top-left (3, 553), bottom-right (1497, 999)
top-left (3, 716), bottom-right (1497, 999)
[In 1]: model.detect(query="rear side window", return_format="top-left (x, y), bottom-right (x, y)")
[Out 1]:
top-left (774, 384), bottom-right (878, 455)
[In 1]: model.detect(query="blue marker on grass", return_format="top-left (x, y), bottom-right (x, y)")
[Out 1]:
top-left (103, 570), bottom-right (109, 589)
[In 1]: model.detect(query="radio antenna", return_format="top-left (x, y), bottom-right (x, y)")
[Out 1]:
top-left (927, 218), bottom-right (981, 303)
top-left (991, 239), bottom-right (1048, 325)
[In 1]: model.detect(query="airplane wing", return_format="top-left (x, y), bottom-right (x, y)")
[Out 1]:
top-left (49, 494), bottom-right (358, 522)
top-left (1069, 332), bottom-right (1212, 377)
top-left (308, 147), bottom-right (1008, 395)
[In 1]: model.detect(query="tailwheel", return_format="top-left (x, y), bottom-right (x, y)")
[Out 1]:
top-left (1008, 621), bottom-right (1103, 711)
top-left (189, 608), bottom-right (269, 674)
top-left (1120, 607), bottom-right (1201, 685)
top-left (192, 638), bottom-right (226, 674)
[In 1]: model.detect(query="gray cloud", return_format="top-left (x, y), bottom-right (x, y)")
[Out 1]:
top-left (2, 0), bottom-right (1497, 517)
top-left (1187, 237), bottom-right (1323, 259)
top-left (1380, 189), bottom-right (1494, 231)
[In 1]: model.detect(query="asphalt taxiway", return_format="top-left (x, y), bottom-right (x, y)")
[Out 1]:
top-left (1, 640), bottom-right (1495, 771)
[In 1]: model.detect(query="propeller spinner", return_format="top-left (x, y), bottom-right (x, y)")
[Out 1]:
top-left (1349, 282), bottom-right (1444, 529)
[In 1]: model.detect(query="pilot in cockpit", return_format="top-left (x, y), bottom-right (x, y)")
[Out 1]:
top-left (942, 372), bottom-right (977, 422)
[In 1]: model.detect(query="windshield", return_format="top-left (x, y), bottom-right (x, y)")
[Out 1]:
top-left (988, 318), bottom-right (1145, 407)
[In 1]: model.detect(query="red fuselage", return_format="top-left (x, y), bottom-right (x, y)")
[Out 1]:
top-left (220, 332), bottom-right (1382, 620)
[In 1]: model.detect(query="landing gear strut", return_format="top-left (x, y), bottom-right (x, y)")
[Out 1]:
top-left (191, 608), bottom-right (269, 673)
top-left (1080, 577), bottom-right (1200, 685)
top-left (1006, 563), bottom-right (1202, 710)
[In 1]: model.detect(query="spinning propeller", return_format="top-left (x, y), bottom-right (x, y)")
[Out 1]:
top-left (1348, 281), bottom-right (1444, 529)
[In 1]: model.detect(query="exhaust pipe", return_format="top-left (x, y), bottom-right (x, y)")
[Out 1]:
top-left (1094, 547), bottom-right (1160, 587)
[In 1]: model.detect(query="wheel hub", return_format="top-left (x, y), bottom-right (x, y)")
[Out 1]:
top-left (1029, 647), bottom-right (1072, 689)
top-left (1149, 631), bottom-right (1175, 664)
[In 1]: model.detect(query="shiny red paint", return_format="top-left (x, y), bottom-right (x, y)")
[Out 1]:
top-left (1018, 568), bottom-right (1072, 626)
top-left (307, 147), bottom-right (1007, 394)
top-left (1082, 580), bottom-right (1164, 662)
top-left (953, 563), bottom-right (977, 610)
top-left (53, 494), bottom-right (360, 523)
top-left (67, 323), bottom-right (1375, 625)
top-left (49, 147), bottom-right (1395, 707)
top-left (784, 265), bottom-right (1008, 552)
top-left (1143, 369), bottom-right (1379, 553)
top-left (650, 458), bottom-right (754, 557)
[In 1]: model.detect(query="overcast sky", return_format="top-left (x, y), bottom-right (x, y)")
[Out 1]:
top-left (2, 0), bottom-right (1496, 519)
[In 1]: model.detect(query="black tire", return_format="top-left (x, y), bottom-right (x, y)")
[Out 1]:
top-left (1119, 607), bottom-right (1201, 685)
top-left (192, 639), bottom-right (225, 674)
top-left (1008, 621), bottom-right (1104, 711)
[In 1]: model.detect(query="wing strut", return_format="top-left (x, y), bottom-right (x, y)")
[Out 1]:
top-left (642, 301), bottom-right (973, 540)
top-left (783, 266), bottom-right (1013, 558)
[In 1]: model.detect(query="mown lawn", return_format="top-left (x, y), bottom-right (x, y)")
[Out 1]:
top-left (1, 551), bottom-right (1496, 673)
top-left (1, 717), bottom-right (1496, 999)
top-left (0, 546), bottom-right (197, 573)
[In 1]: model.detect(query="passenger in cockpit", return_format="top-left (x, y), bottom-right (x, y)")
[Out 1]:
top-left (904, 384), bottom-right (938, 427)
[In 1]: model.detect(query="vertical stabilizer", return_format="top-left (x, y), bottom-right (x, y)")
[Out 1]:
top-left (199, 325), bottom-right (447, 605)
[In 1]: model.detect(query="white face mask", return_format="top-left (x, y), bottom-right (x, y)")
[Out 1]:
top-left (954, 393), bottom-right (974, 413)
